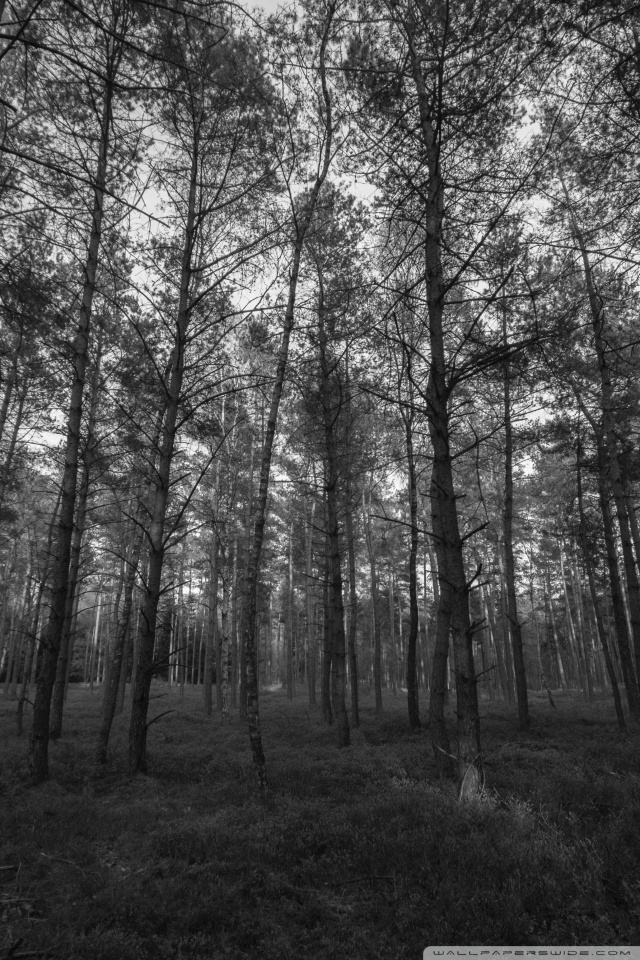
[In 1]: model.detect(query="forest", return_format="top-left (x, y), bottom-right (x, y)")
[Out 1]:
top-left (1, 0), bottom-right (640, 956)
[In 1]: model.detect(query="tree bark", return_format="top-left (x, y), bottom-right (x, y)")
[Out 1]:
top-left (128, 130), bottom-right (199, 775)
top-left (401, 406), bottom-right (421, 728)
top-left (404, 22), bottom-right (480, 793)
top-left (240, 6), bottom-right (337, 788)
top-left (29, 69), bottom-right (114, 782)
top-left (428, 475), bottom-right (454, 776)
top-left (362, 487), bottom-right (383, 713)
top-left (577, 445), bottom-right (626, 729)
top-left (565, 191), bottom-right (640, 689)
top-left (502, 322), bottom-right (529, 728)
top-left (50, 325), bottom-right (103, 740)
top-left (317, 274), bottom-right (349, 748)
top-left (95, 520), bottom-right (143, 763)
top-left (305, 503), bottom-right (317, 705)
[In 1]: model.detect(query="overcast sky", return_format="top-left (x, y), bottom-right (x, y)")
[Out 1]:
top-left (253, 0), bottom-right (285, 14)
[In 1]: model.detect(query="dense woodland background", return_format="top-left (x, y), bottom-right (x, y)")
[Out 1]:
top-left (0, 0), bottom-right (639, 797)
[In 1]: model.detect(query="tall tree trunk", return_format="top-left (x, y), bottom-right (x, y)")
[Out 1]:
top-left (321, 532), bottom-right (334, 723)
top-left (363, 487), bottom-right (383, 712)
top-left (559, 540), bottom-right (585, 692)
top-left (577, 445), bottom-right (626, 730)
top-left (544, 562), bottom-right (567, 689)
top-left (50, 324), bottom-right (103, 740)
top-left (305, 503), bottom-right (317, 706)
top-left (565, 193), bottom-right (640, 690)
top-left (240, 6), bottom-right (337, 788)
top-left (388, 564), bottom-right (396, 694)
top-left (230, 537), bottom-right (238, 708)
top-left (286, 520), bottom-right (294, 700)
top-left (220, 536), bottom-right (231, 725)
top-left (502, 325), bottom-right (529, 728)
top-left (344, 485), bottom-right (359, 728)
top-left (239, 431), bottom-right (254, 720)
top-left (204, 538), bottom-right (218, 717)
top-left (405, 24), bottom-right (480, 793)
top-left (317, 276), bottom-right (349, 748)
top-left (482, 579), bottom-right (509, 699)
top-left (95, 520), bottom-right (144, 764)
top-left (128, 134), bottom-right (199, 776)
top-left (428, 477), bottom-right (454, 777)
top-left (0, 377), bottom-right (27, 506)
top-left (401, 407), bottom-right (421, 728)
top-left (29, 72), bottom-right (114, 782)
top-left (422, 549), bottom-right (431, 690)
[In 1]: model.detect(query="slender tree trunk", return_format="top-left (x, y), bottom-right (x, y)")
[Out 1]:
top-left (220, 537), bottom-right (231, 725)
top-left (128, 134), bottom-right (199, 776)
top-left (0, 347), bottom-right (18, 449)
top-left (388, 564), bottom-right (396, 694)
top-left (566, 196), bottom-right (640, 692)
top-left (321, 527), bottom-right (334, 723)
top-left (544, 563), bottom-right (566, 689)
top-left (577, 446), bottom-right (625, 729)
top-left (95, 521), bottom-right (143, 763)
top-left (240, 7), bottom-right (337, 788)
top-left (559, 541), bottom-right (585, 693)
top-left (363, 488), bottom-right (383, 713)
top-left (286, 521), bottom-right (294, 700)
top-left (482, 580), bottom-right (508, 699)
top-left (239, 432), bottom-right (254, 720)
top-left (428, 478), bottom-right (454, 776)
top-left (305, 504), bottom-right (317, 705)
top-left (0, 378), bottom-right (27, 505)
top-left (204, 539), bottom-right (218, 717)
top-left (50, 325), bottom-right (103, 740)
top-left (344, 485), bottom-right (359, 728)
top-left (401, 408), bottom-right (421, 728)
top-left (422, 549), bottom-right (431, 691)
top-left (404, 27), bottom-right (480, 792)
top-left (229, 537), bottom-right (238, 708)
top-left (502, 332), bottom-right (529, 728)
top-left (317, 281), bottom-right (349, 748)
top-left (29, 73), bottom-right (114, 782)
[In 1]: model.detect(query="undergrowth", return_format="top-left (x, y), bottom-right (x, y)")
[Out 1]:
top-left (1, 686), bottom-right (639, 959)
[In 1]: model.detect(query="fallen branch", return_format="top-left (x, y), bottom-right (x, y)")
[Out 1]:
top-left (146, 709), bottom-right (175, 729)
top-left (39, 852), bottom-right (86, 878)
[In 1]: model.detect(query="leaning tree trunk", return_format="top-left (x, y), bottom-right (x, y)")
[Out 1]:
top-left (29, 76), bottom-right (113, 783)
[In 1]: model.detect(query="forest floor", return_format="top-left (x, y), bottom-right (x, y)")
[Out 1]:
top-left (1, 686), bottom-right (639, 959)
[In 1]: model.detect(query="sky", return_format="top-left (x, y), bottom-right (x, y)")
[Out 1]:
top-left (253, 0), bottom-right (284, 12)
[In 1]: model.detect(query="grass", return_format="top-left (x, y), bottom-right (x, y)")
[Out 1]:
top-left (1, 685), bottom-right (640, 958)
